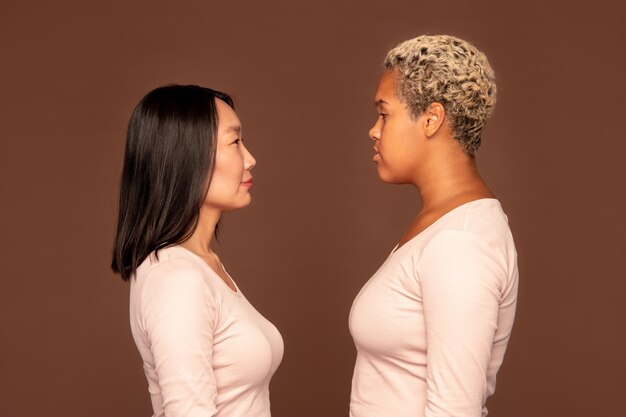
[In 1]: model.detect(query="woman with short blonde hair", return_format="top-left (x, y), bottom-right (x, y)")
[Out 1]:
top-left (349, 35), bottom-right (518, 417)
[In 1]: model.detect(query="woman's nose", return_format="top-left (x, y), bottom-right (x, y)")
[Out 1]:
top-left (369, 122), bottom-right (380, 141)
top-left (244, 145), bottom-right (256, 170)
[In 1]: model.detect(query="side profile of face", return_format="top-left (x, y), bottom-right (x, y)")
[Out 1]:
top-left (370, 71), bottom-right (429, 184)
top-left (204, 98), bottom-right (256, 211)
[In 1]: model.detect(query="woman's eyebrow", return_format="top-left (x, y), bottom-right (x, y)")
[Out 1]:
top-left (223, 125), bottom-right (241, 133)
top-left (374, 99), bottom-right (389, 107)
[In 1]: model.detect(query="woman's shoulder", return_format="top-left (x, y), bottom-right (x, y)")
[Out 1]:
top-left (462, 198), bottom-right (513, 246)
top-left (415, 199), bottom-right (517, 291)
top-left (130, 246), bottom-right (221, 335)
top-left (134, 246), bottom-right (211, 287)
top-left (389, 199), bottom-right (503, 261)
top-left (430, 198), bottom-right (511, 243)
top-left (395, 198), bottom-right (513, 266)
top-left (417, 198), bottom-right (515, 270)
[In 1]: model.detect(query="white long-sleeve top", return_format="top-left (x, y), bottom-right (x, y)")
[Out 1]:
top-left (349, 198), bottom-right (518, 417)
top-left (129, 245), bottom-right (283, 417)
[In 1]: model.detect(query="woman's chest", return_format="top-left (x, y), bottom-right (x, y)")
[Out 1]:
top-left (212, 294), bottom-right (284, 384)
top-left (349, 258), bottom-right (427, 356)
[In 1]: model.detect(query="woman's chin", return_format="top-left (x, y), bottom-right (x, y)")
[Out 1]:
top-left (376, 169), bottom-right (408, 185)
top-left (375, 166), bottom-right (395, 183)
top-left (238, 194), bottom-right (253, 208)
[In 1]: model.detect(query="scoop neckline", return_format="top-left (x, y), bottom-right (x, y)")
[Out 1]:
top-left (170, 245), bottom-right (242, 296)
top-left (391, 197), bottom-right (500, 255)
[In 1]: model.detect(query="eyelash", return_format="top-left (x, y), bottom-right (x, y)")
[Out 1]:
top-left (232, 138), bottom-right (241, 145)
top-left (379, 113), bottom-right (388, 121)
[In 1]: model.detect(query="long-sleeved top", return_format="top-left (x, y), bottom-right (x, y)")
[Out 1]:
top-left (349, 198), bottom-right (518, 417)
top-left (129, 245), bottom-right (283, 417)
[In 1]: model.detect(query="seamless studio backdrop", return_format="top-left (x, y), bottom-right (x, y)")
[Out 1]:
top-left (1, 1), bottom-right (625, 416)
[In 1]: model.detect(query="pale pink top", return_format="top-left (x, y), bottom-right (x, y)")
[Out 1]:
top-left (129, 245), bottom-right (283, 417)
top-left (349, 199), bottom-right (518, 417)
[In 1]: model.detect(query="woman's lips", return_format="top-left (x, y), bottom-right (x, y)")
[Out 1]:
top-left (373, 152), bottom-right (380, 162)
top-left (241, 178), bottom-right (254, 188)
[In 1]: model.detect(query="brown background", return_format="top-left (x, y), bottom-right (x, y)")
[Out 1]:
top-left (1, 0), bottom-right (625, 416)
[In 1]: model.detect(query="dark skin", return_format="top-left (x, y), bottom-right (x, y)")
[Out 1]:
top-left (370, 71), bottom-right (494, 249)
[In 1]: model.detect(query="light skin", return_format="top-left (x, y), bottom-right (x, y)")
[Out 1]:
top-left (180, 98), bottom-right (256, 291)
top-left (370, 70), bottom-right (495, 248)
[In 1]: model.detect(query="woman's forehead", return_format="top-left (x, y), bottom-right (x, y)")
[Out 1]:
top-left (216, 99), bottom-right (241, 132)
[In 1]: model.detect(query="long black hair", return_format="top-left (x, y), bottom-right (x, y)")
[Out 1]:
top-left (111, 85), bottom-right (234, 280)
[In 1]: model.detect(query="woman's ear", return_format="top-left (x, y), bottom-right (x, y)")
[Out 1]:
top-left (423, 102), bottom-right (446, 138)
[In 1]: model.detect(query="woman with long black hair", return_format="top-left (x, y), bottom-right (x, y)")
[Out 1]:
top-left (111, 85), bottom-right (283, 417)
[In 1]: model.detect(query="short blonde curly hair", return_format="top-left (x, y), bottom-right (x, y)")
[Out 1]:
top-left (384, 35), bottom-right (497, 154)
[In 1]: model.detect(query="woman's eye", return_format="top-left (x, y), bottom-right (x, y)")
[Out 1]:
top-left (379, 113), bottom-right (388, 121)
top-left (232, 138), bottom-right (241, 145)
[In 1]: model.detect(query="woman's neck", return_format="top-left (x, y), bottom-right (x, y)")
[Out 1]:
top-left (415, 153), bottom-right (493, 214)
top-left (179, 205), bottom-right (222, 256)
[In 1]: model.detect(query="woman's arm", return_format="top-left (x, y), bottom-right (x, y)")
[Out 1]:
top-left (418, 229), bottom-right (506, 417)
top-left (141, 258), bottom-right (219, 417)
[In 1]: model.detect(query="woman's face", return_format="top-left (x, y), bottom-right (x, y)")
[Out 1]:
top-left (369, 71), bottom-right (425, 184)
top-left (204, 99), bottom-right (256, 211)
